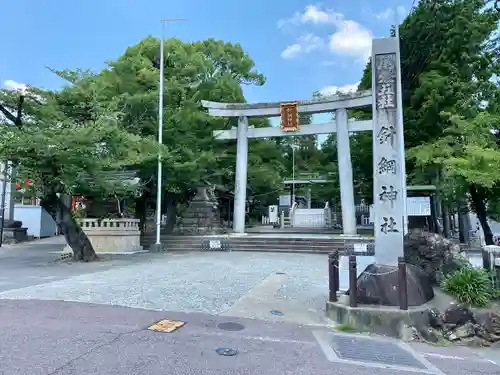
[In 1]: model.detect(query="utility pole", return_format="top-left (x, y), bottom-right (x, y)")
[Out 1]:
top-left (154, 18), bottom-right (186, 249)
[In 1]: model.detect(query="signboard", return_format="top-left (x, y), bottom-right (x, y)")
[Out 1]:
top-left (201, 238), bottom-right (230, 252)
top-left (280, 102), bottom-right (299, 132)
top-left (279, 195), bottom-right (291, 206)
top-left (407, 197), bottom-right (431, 216)
top-left (371, 197), bottom-right (431, 221)
top-left (268, 205), bottom-right (278, 223)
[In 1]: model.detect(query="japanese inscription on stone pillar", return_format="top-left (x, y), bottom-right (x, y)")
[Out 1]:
top-left (372, 41), bottom-right (405, 266)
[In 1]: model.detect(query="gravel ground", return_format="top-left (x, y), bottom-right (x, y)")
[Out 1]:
top-left (0, 251), bottom-right (377, 320)
top-left (0, 252), bottom-right (324, 314)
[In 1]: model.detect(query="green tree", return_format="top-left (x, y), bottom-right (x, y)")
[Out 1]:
top-left (52, 37), bottom-right (286, 231)
top-left (0, 86), bottom-right (164, 260)
top-left (355, 0), bottom-right (499, 241)
top-left (410, 111), bottom-right (500, 244)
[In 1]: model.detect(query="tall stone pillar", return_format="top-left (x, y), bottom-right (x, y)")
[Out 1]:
top-left (372, 38), bottom-right (405, 266)
top-left (336, 108), bottom-right (357, 235)
top-left (233, 116), bottom-right (249, 234)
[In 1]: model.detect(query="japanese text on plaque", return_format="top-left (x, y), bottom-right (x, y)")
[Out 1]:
top-left (280, 102), bottom-right (299, 132)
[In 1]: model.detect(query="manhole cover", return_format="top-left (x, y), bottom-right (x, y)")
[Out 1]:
top-left (330, 335), bottom-right (426, 369)
top-left (216, 348), bottom-right (238, 356)
top-left (217, 322), bottom-right (245, 331)
top-left (270, 310), bottom-right (284, 316)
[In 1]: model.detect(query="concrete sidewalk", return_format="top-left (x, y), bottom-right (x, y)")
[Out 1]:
top-left (0, 236), bottom-right (164, 293)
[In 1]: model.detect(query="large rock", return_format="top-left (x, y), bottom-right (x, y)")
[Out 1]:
top-left (475, 311), bottom-right (500, 336)
top-left (444, 305), bottom-right (475, 326)
top-left (353, 263), bottom-right (434, 306)
top-left (404, 230), bottom-right (468, 284)
top-left (428, 308), bottom-right (444, 329)
top-left (446, 322), bottom-right (475, 341)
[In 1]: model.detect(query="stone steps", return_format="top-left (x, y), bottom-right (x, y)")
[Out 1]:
top-left (141, 235), bottom-right (374, 255)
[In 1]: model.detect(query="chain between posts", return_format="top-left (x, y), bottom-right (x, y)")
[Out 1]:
top-left (328, 250), bottom-right (409, 310)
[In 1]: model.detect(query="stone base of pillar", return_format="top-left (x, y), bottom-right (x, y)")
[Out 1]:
top-left (150, 243), bottom-right (168, 252)
top-left (349, 263), bottom-right (434, 307)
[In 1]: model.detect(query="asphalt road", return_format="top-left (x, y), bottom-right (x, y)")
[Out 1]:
top-left (0, 238), bottom-right (499, 374)
top-left (2, 299), bottom-right (499, 375)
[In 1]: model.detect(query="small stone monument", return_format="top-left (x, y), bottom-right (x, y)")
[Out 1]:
top-left (175, 185), bottom-right (223, 235)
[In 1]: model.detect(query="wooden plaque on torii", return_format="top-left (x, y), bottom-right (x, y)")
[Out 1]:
top-left (280, 102), bottom-right (299, 132)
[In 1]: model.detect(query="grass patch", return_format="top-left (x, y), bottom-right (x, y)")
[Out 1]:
top-left (335, 323), bottom-right (358, 333)
top-left (441, 267), bottom-right (493, 307)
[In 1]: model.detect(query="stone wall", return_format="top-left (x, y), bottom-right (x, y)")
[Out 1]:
top-left (415, 304), bottom-right (500, 347)
top-left (78, 218), bottom-right (142, 253)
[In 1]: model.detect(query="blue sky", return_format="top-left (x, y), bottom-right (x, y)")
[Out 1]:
top-left (0, 0), bottom-right (411, 106)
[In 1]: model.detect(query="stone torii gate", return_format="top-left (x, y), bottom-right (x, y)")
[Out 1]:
top-left (202, 37), bottom-right (407, 266)
top-left (203, 93), bottom-right (371, 236)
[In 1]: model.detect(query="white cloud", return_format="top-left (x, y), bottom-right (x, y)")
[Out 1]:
top-left (375, 6), bottom-right (407, 21)
top-left (281, 44), bottom-right (302, 59)
top-left (280, 33), bottom-right (324, 59)
top-left (2, 80), bottom-right (27, 93)
top-left (329, 20), bottom-right (372, 61)
top-left (302, 5), bottom-right (338, 24)
top-left (319, 82), bottom-right (359, 96)
top-left (278, 4), bottom-right (373, 62)
top-left (278, 4), bottom-right (342, 28)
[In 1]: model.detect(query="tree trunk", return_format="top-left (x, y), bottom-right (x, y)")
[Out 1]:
top-left (135, 191), bottom-right (148, 233)
top-left (163, 193), bottom-right (177, 234)
top-left (41, 193), bottom-right (98, 261)
top-left (457, 198), bottom-right (470, 244)
top-left (469, 185), bottom-right (494, 246)
top-left (442, 205), bottom-right (451, 238)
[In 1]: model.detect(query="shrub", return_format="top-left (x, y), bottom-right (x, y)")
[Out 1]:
top-left (441, 267), bottom-right (493, 307)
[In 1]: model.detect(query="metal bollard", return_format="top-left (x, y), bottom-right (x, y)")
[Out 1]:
top-left (398, 256), bottom-right (408, 310)
top-left (328, 251), bottom-right (339, 302)
top-left (348, 255), bottom-right (357, 307)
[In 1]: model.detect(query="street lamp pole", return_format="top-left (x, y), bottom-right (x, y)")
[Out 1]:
top-left (291, 138), bottom-right (297, 206)
top-left (155, 18), bottom-right (186, 247)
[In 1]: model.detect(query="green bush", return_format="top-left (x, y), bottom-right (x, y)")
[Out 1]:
top-left (441, 267), bottom-right (493, 307)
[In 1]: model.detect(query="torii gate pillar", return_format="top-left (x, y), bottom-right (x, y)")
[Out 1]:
top-left (233, 116), bottom-right (249, 234)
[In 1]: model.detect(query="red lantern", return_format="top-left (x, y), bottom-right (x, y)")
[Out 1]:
top-left (15, 183), bottom-right (21, 189)
top-left (25, 179), bottom-right (32, 187)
